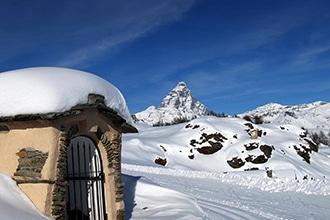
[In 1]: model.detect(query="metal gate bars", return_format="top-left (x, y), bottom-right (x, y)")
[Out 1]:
top-left (66, 136), bottom-right (107, 220)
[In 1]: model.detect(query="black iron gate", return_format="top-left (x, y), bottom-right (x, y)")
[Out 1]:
top-left (66, 136), bottom-right (107, 220)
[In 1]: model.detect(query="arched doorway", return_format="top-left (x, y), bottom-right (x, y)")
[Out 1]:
top-left (66, 136), bottom-right (107, 220)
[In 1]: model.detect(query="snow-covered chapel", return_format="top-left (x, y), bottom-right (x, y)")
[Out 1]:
top-left (0, 67), bottom-right (137, 220)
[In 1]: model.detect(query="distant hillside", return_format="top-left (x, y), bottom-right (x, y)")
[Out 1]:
top-left (239, 101), bottom-right (330, 132)
top-left (133, 82), bottom-right (209, 126)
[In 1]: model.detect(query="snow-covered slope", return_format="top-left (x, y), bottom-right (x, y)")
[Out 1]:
top-left (133, 82), bottom-right (209, 126)
top-left (239, 101), bottom-right (330, 132)
top-left (122, 174), bottom-right (204, 219)
top-left (122, 116), bottom-right (330, 219)
top-left (123, 116), bottom-right (330, 179)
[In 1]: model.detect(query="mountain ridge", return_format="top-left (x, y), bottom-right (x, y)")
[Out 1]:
top-left (239, 101), bottom-right (330, 132)
top-left (133, 81), bottom-right (329, 134)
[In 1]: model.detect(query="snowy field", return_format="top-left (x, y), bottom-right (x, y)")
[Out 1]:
top-left (122, 164), bottom-right (330, 220)
top-left (122, 118), bottom-right (330, 219)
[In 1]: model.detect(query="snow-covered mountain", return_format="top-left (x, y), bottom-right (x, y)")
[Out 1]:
top-left (133, 81), bottom-right (329, 133)
top-left (133, 82), bottom-right (209, 126)
top-left (239, 101), bottom-right (330, 132)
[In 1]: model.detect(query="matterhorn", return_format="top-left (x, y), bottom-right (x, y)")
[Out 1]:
top-left (133, 82), bottom-right (209, 126)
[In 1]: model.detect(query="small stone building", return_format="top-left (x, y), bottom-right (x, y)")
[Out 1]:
top-left (0, 67), bottom-right (137, 220)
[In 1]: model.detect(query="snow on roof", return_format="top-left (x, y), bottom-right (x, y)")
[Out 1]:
top-left (0, 67), bottom-right (133, 125)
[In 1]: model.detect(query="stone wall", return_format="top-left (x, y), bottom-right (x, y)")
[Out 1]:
top-left (97, 129), bottom-right (125, 220)
top-left (51, 125), bottom-right (78, 220)
top-left (15, 148), bottom-right (49, 179)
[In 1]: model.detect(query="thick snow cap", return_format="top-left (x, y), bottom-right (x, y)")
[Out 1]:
top-left (0, 67), bottom-right (134, 126)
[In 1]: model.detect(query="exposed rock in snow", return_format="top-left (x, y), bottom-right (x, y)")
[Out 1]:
top-left (123, 116), bottom-right (330, 179)
top-left (133, 82), bottom-right (209, 126)
top-left (0, 67), bottom-right (134, 125)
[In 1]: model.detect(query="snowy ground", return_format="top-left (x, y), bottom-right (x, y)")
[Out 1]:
top-left (122, 117), bottom-right (330, 219)
top-left (1, 115), bottom-right (329, 219)
top-left (122, 164), bottom-right (330, 220)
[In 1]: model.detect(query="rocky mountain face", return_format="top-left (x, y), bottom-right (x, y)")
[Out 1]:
top-left (133, 82), bottom-right (209, 126)
top-left (239, 101), bottom-right (330, 132)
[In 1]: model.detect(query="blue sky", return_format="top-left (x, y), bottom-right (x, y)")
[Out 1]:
top-left (1, 0), bottom-right (330, 115)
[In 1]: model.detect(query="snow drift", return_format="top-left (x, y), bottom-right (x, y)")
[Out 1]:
top-left (0, 172), bottom-right (52, 220)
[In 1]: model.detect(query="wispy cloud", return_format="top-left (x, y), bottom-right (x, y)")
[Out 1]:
top-left (56, 1), bottom-right (196, 67)
top-left (292, 43), bottom-right (330, 66)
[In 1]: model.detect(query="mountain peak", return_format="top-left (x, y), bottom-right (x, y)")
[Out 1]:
top-left (176, 81), bottom-right (187, 88)
top-left (159, 81), bottom-right (192, 109)
top-left (134, 82), bottom-right (209, 126)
